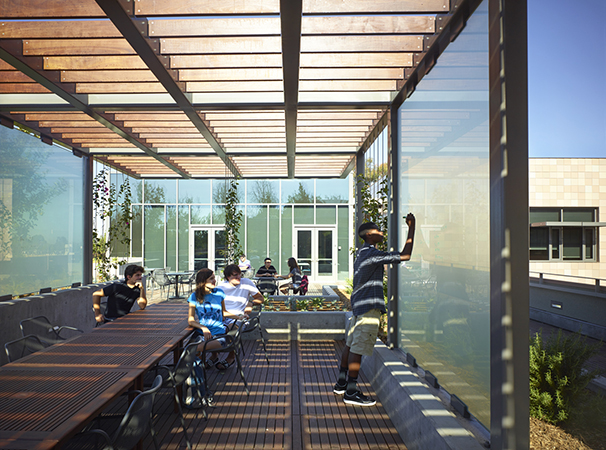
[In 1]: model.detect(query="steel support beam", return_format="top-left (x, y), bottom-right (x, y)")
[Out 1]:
top-left (280, 0), bottom-right (303, 178)
top-left (489, 0), bottom-right (529, 448)
top-left (0, 44), bottom-right (190, 179)
top-left (387, 106), bottom-right (399, 349)
top-left (94, 0), bottom-right (239, 178)
top-left (83, 155), bottom-right (94, 285)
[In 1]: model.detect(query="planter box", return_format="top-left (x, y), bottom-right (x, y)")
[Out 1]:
top-left (245, 311), bottom-right (349, 341)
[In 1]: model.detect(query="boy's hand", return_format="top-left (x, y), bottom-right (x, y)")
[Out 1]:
top-left (405, 213), bottom-right (416, 227)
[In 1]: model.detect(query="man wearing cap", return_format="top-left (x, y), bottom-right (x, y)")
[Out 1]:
top-left (333, 213), bottom-right (416, 406)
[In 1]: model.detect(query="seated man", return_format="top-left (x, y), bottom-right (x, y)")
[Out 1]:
top-left (93, 264), bottom-right (147, 323)
top-left (217, 264), bottom-right (264, 328)
top-left (255, 257), bottom-right (278, 295)
top-left (255, 257), bottom-right (277, 277)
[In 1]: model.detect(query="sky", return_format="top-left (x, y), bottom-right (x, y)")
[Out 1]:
top-left (527, 0), bottom-right (606, 157)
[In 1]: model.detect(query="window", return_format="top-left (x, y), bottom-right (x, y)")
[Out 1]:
top-left (529, 207), bottom-right (598, 261)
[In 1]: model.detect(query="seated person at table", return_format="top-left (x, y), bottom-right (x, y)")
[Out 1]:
top-left (276, 257), bottom-right (303, 295)
top-left (255, 257), bottom-right (277, 277)
top-left (92, 264), bottom-right (147, 324)
top-left (188, 268), bottom-right (242, 370)
top-left (218, 264), bottom-right (264, 328)
top-left (238, 254), bottom-right (254, 278)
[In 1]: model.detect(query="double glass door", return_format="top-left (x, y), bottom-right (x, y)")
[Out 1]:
top-left (295, 227), bottom-right (336, 282)
top-left (189, 226), bottom-right (226, 273)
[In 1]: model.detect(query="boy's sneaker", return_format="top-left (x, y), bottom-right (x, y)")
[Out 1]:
top-left (343, 390), bottom-right (376, 406)
top-left (333, 381), bottom-right (347, 395)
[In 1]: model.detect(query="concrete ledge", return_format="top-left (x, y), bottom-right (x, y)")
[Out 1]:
top-left (360, 340), bottom-right (487, 450)
top-left (246, 311), bottom-right (348, 341)
top-left (530, 307), bottom-right (606, 341)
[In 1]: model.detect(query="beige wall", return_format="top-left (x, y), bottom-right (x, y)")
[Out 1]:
top-left (529, 158), bottom-right (606, 283)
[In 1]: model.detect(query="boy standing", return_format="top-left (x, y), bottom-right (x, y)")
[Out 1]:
top-left (334, 213), bottom-right (416, 406)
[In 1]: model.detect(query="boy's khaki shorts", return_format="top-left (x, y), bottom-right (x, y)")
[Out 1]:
top-left (346, 309), bottom-right (382, 356)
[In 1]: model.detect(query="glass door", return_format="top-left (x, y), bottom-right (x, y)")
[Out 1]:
top-left (189, 226), bottom-right (226, 273)
top-left (295, 227), bottom-right (336, 282)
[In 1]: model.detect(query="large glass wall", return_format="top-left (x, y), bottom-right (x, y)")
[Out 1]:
top-left (0, 124), bottom-right (84, 297)
top-left (108, 176), bottom-right (353, 281)
top-left (396, 1), bottom-right (490, 427)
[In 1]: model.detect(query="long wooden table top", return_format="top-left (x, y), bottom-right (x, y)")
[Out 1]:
top-left (0, 302), bottom-right (192, 450)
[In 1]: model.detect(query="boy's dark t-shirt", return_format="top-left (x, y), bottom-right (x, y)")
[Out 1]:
top-left (103, 281), bottom-right (141, 319)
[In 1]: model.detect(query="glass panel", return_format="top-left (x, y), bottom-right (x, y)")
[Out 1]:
top-left (294, 205), bottom-right (314, 224)
top-left (529, 208), bottom-right (560, 223)
top-left (268, 206), bottom-right (280, 264)
top-left (144, 205), bottom-right (164, 268)
top-left (0, 126), bottom-right (84, 296)
top-left (212, 179), bottom-right (244, 204)
top-left (530, 228), bottom-right (549, 260)
top-left (316, 179), bottom-right (349, 203)
top-left (178, 206), bottom-right (189, 271)
top-left (179, 179), bottom-right (210, 203)
top-left (130, 179), bottom-right (143, 203)
top-left (215, 230), bottom-right (227, 274)
top-left (144, 179), bottom-right (176, 203)
top-left (280, 206), bottom-right (292, 273)
top-left (212, 205), bottom-right (225, 224)
top-left (132, 205), bottom-right (142, 258)
top-left (316, 205), bottom-right (336, 224)
top-left (191, 205), bottom-right (211, 224)
top-left (407, 179), bottom-right (426, 204)
top-left (585, 228), bottom-right (594, 259)
top-left (551, 228), bottom-right (560, 259)
top-left (248, 179), bottom-right (279, 203)
top-left (297, 230), bottom-right (312, 275)
top-left (318, 230), bottom-right (333, 275)
top-left (563, 228), bottom-right (582, 260)
top-left (193, 230), bottom-right (208, 271)
top-left (166, 206), bottom-right (177, 272)
top-left (247, 205), bottom-right (268, 272)
top-left (281, 180), bottom-right (313, 203)
top-left (563, 208), bottom-right (595, 222)
top-left (397, 1), bottom-right (490, 427)
top-left (337, 206), bottom-right (350, 281)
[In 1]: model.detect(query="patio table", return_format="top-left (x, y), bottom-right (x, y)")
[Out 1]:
top-left (0, 303), bottom-right (192, 449)
top-left (166, 271), bottom-right (191, 300)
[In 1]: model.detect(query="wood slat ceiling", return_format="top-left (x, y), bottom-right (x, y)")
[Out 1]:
top-left (0, 0), bottom-right (452, 179)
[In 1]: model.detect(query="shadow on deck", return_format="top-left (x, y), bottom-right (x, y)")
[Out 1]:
top-left (84, 339), bottom-right (407, 450)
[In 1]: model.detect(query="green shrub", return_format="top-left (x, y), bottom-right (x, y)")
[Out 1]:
top-left (529, 330), bottom-right (601, 424)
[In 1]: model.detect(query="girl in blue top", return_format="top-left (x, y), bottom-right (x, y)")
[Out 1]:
top-left (187, 268), bottom-right (240, 370)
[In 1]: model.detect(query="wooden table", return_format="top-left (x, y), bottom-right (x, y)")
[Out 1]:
top-left (0, 303), bottom-right (192, 450)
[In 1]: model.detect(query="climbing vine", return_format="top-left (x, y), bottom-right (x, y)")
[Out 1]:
top-left (356, 174), bottom-right (389, 251)
top-left (222, 177), bottom-right (243, 265)
top-left (92, 168), bottom-right (133, 281)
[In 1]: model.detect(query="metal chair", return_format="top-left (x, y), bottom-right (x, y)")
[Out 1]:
top-left (256, 277), bottom-right (278, 296)
top-left (152, 268), bottom-right (176, 299)
top-left (20, 315), bottom-right (83, 347)
top-left (201, 326), bottom-right (249, 401)
top-left (155, 336), bottom-right (205, 450)
top-left (75, 374), bottom-right (163, 450)
top-left (4, 334), bottom-right (45, 362)
top-left (239, 315), bottom-right (270, 365)
top-left (178, 271), bottom-right (196, 296)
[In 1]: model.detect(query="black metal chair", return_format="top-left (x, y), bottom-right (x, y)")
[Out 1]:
top-left (239, 315), bottom-right (270, 364)
top-left (20, 315), bottom-right (83, 347)
top-left (4, 334), bottom-right (45, 362)
top-left (179, 271), bottom-right (196, 295)
top-left (73, 374), bottom-right (163, 450)
top-left (256, 278), bottom-right (278, 296)
top-left (155, 336), bottom-right (205, 450)
top-left (201, 326), bottom-right (249, 401)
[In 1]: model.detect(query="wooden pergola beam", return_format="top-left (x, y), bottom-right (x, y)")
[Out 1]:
top-left (94, 0), bottom-right (240, 178)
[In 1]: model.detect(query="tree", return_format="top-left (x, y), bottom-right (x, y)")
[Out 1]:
top-left (357, 174), bottom-right (389, 251)
top-left (287, 182), bottom-right (314, 203)
top-left (249, 180), bottom-right (279, 203)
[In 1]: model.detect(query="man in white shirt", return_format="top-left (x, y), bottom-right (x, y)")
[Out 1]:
top-left (217, 264), bottom-right (264, 327)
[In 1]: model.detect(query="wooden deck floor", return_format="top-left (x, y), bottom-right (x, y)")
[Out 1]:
top-left (83, 339), bottom-right (407, 450)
